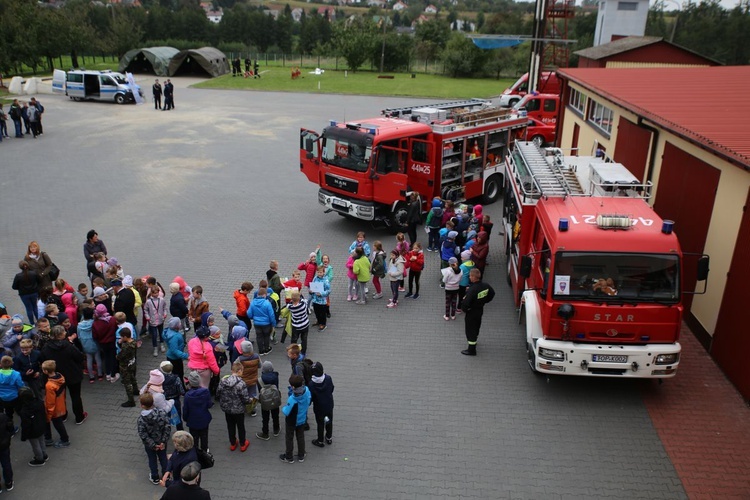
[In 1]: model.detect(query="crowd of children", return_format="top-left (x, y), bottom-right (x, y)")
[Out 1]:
top-left (0, 203), bottom-right (490, 491)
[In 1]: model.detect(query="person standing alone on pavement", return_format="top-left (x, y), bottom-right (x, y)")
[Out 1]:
top-left (459, 268), bottom-right (495, 356)
top-left (152, 79), bottom-right (162, 110)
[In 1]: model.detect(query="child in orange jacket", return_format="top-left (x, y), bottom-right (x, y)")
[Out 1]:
top-left (42, 360), bottom-right (69, 448)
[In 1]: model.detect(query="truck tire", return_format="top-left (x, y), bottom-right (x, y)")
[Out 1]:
top-left (506, 251), bottom-right (513, 287)
top-left (483, 174), bottom-right (502, 204)
top-left (115, 94), bottom-right (126, 105)
top-left (527, 341), bottom-right (539, 373)
top-left (531, 135), bottom-right (545, 147)
top-left (390, 202), bottom-right (409, 232)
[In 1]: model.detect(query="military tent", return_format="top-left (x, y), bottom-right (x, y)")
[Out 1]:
top-left (168, 47), bottom-right (230, 77)
top-left (119, 47), bottom-right (179, 76)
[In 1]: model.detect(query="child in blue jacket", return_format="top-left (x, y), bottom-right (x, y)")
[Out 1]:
top-left (182, 371), bottom-right (212, 451)
top-left (279, 374), bottom-right (311, 464)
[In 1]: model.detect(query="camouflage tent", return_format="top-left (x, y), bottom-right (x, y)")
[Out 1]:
top-left (118, 47), bottom-right (179, 77)
top-left (168, 47), bottom-right (230, 77)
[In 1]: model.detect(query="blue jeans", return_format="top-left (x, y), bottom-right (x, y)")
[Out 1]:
top-left (144, 444), bottom-right (168, 480)
top-left (149, 324), bottom-right (164, 347)
top-left (13, 119), bottom-right (22, 137)
top-left (20, 292), bottom-right (38, 323)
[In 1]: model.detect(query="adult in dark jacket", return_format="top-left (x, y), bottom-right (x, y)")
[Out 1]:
top-left (83, 230), bottom-right (107, 264)
top-left (12, 260), bottom-right (41, 323)
top-left (459, 268), bottom-right (495, 356)
top-left (160, 462), bottom-right (211, 500)
top-left (0, 411), bottom-right (14, 487)
top-left (160, 430), bottom-right (197, 487)
top-left (182, 371), bottom-right (213, 451)
top-left (24, 241), bottom-right (54, 291)
top-left (112, 279), bottom-right (137, 326)
top-left (406, 192), bottom-right (422, 246)
top-left (169, 284), bottom-right (189, 325)
top-left (92, 305), bottom-right (118, 380)
top-left (308, 361), bottom-right (334, 447)
top-left (41, 326), bottom-right (87, 424)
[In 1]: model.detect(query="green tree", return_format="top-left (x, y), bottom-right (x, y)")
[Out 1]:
top-left (333, 18), bottom-right (378, 71)
top-left (370, 32), bottom-right (414, 71)
top-left (415, 18), bottom-right (450, 59)
top-left (109, 15), bottom-right (144, 58)
top-left (441, 31), bottom-right (487, 77)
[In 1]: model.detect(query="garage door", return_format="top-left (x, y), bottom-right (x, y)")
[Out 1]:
top-left (653, 142), bottom-right (720, 312)
top-left (711, 186), bottom-right (750, 400)
top-left (613, 118), bottom-right (652, 182)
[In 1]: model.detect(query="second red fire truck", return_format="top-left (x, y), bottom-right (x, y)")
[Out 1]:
top-left (299, 99), bottom-right (529, 230)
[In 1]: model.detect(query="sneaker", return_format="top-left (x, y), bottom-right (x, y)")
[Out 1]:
top-left (398, 287), bottom-right (405, 292)
top-left (346, 295), bottom-right (352, 301)
top-left (53, 440), bottom-right (70, 448)
top-left (83, 368), bottom-right (89, 375)
top-left (412, 294), bottom-right (420, 300)
top-left (89, 378), bottom-right (95, 384)
top-left (311, 439), bottom-right (325, 448)
top-left (456, 309), bottom-right (462, 314)
top-left (43, 454), bottom-right (49, 462)
top-left (250, 410), bottom-right (257, 417)
top-left (98, 375), bottom-right (104, 381)
top-left (279, 453), bottom-right (295, 464)
top-left (44, 439), bottom-right (54, 446)
top-left (440, 283), bottom-right (445, 289)
top-left (265, 346), bottom-right (273, 355)
top-left (297, 454), bottom-right (305, 463)
top-left (62, 414), bottom-right (68, 423)
top-left (352, 295), bottom-right (358, 301)
top-left (12, 426), bottom-right (18, 436)
top-left (444, 315), bottom-right (450, 321)
top-left (372, 293), bottom-right (383, 300)
top-left (153, 347), bottom-right (159, 357)
top-left (273, 429), bottom-right (280, 437)
top-left (28, 458), bottom-right (46, 467)
top-left (6, 481), bottom-right (12, 491)
top-left (355, 300), bottom-right (366, 305)
top-left (121, 401), bottom-right (136, 408)
top-left (240, 440), bottom-right (250, 452)
top-left (387, 301), bottom-right (397, 308)
top-left (326, 437), bottom-right (333, 445)
top-left (105, 375), bottom-right (111, 382)
top-left (451, 316), bottom-right (456, 320)
top-left (160, 343), bottom-right (166, 353)
top-left (256, 432), bottom-right (270, 441)
top-left (326, 312), bottom-right (331, 318)
top-left (230, 441), bottom-right (238, 451)
top-left (149, 475), bottom-right (160, 485)
top-left (110, 373), bottom-right (120, 383)
top-left (404, 293), bottom-right (413, 298)
top-left (76, 412), bottom-right (88, 425)
top-left (319, 325), bottom-right (327, 331)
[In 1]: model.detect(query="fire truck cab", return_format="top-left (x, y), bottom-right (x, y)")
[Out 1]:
top-left (300, 99), bottom-right (529, 230)
top-left (504, 142), bottom-right (709, 378)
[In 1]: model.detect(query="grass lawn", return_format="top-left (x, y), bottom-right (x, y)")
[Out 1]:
top-left (194, 69), bottom-right (512, 99)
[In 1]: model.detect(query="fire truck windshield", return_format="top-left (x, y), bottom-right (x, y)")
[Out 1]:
top-left (322, 129), bottom-right (372, 173)
top-left (551, 252), bottom-right (680, 303)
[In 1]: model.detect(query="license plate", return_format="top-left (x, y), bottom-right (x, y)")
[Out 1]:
top-left (592, 354), bottom-right (628, 363)
top-left (332, 201), bottom-right (348, 211)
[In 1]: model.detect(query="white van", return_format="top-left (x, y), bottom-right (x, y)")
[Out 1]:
top-left (52, 69), bottom-right (143, 104)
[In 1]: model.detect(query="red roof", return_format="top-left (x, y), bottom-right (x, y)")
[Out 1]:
top-left (557, 67), bottom-right (750, 169)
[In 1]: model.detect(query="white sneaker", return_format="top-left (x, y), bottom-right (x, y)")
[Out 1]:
top-left (110, 373), bottom-right (120, 383)
top-left (153, 348), bottom-right (159, 357)
top-left (159, 344), bottom-right (166, 353)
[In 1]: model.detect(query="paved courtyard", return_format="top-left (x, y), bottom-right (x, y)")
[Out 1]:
top-left (0, 78), bottom-right (747, 499)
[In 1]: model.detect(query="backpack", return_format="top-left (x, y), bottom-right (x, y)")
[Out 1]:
top-left (258, 383), bottom-right (281, 411)
top-left (428, 207), bottom-right (443, 228)
top-left (9, 106), bottom-right (20, 120)
top-left (294, 358), bottom-right (314, 386)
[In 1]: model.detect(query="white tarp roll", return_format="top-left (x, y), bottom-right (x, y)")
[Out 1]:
top-left (23, 77), bottom-right (38, 95)
top-left (126, 72), bottom-right (144, 105)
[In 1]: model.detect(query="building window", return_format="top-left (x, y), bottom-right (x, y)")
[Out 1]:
top-left (618, 1), bottom-right (638, 9)
top-left (569, 88), bottom-right (586, 116)
top-left (588, 99), bottom-right (614, 136)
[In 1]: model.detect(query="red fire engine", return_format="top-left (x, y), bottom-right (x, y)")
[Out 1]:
top-left (299, 99), bottom-right (529, 229)
top-left (504, 142), bottom-right (709, 378)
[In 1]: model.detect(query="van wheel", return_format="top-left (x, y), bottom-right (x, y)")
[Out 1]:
top-left (115, 94), bottom-right (126, 105)
top-left (482, 174), bottom-right (502, 204)
top-left (509, 98), bottom-right (520, 107)
top-left (531, 135), bottom-right (545, 147)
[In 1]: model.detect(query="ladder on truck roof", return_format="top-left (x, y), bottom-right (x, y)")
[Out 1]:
top-left (382, 98), bottom-right (489, 118)
top-left (515, 141), bottom-right (584, 198)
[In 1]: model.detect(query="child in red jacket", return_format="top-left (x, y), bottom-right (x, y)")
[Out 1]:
top-left (404, 242), bottom-right (425, 300)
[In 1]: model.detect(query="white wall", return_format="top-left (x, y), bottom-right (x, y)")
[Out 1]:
top-left (594, 0), bottom-right (650, 46)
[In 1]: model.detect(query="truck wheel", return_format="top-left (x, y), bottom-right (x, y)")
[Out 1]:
top-left (115, 94), bottom-right (126, 105)
top-left (531, 135), bottom-right (545, 147)
top-left (482, 174), bottom-right (502, 204)
top-left (390, 203), bottom-right (409, 232)
top-left (506, 252), bottom-right (513, 287)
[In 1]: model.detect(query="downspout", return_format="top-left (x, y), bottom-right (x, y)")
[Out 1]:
top-left (637, 117), bottom-right (660, 186)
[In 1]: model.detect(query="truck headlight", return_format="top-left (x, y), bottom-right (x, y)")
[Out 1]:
top-left (539, 347), bottom-right (564, 361)
top-left (655, 353), bottom-right (679, 365)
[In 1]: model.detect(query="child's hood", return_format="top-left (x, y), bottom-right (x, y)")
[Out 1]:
top-left (185, 387), bottom-right (210, 400)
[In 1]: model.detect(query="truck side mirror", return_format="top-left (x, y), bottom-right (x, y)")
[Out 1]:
top-left (520, 256), bottom-right (532, 278)
top-left (696, 256), bottom-right (710, 281)
top-left (304, 138), bottom-right (314, 153)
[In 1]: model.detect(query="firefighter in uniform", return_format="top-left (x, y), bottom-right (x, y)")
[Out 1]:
top-left (460, 268), bottom-right (495, 356)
